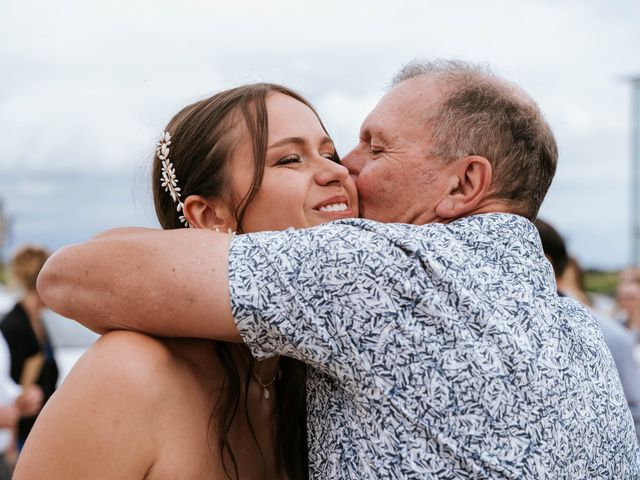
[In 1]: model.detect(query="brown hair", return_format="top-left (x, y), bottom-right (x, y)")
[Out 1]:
top-left (392, 59), bottom-right (558, 220)
top-left (10, 245), bottom-right (50, 292)
top-left (534, 218), bottom-right (568, 277)
top-left (152, 83), bottom-right (322, 479)
top-left (153, 82), bottom-right (328, 234)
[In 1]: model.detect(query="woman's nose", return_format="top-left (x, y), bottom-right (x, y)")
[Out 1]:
top-left (314, 157), bottom-right (350, 186)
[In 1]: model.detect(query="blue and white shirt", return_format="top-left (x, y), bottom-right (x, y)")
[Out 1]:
top-left (229, 213), bottom-right (640, 479)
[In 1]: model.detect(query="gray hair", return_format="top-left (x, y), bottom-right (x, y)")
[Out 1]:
top-left (391, 59), bottom-right (558, 220)
top-left (391, 59), bottom-right (493, 87)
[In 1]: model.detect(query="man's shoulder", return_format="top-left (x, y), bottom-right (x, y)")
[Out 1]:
top-left (445, 213), bottom-right (539, 244)
top-left (336, 213), bottom-right (539, 244)
top-left (230, 214), bottom-right (545, 290)
top-left (239, 213), bottom-right (535, 250)
top-left (235, 220), bottom-right (423, 258)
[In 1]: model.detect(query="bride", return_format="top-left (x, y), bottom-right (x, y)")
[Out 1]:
top-left (13, 83), bottom-right (358, 479)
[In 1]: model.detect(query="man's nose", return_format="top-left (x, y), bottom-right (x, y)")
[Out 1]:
top-left (341, 147), bottom-right (362, 179)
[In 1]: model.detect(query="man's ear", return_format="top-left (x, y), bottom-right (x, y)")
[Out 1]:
top-left (435, 155), bottom-right (493, 219)
top-left (182, 195), bottom-right (236, 231)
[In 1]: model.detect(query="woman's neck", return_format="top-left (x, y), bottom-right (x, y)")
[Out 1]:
top-left (232, 344), bottom-right (280, 384)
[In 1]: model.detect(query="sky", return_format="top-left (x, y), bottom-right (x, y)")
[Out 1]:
top-left (1, 0), bottom-right (639, 269)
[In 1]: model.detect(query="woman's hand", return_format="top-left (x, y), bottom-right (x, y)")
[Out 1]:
top-left (0, 405), bottom-right (19, 429)
top-left (16, 385), bottom-right (44, 417)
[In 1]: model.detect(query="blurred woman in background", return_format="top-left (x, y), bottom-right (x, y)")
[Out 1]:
top-left (0, 245), bottom-right (57, 451)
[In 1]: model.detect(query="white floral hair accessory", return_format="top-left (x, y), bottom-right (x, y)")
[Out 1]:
top-left (157, 131), bottom-right (190, 227)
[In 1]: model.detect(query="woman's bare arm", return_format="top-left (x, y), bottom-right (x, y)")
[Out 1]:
top-left (36, 227), bottom-right (240, 341)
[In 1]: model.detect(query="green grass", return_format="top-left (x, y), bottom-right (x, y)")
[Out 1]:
top-left (583, 270), bottom-right (620, 297)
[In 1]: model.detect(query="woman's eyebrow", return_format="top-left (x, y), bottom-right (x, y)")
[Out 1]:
top-left (268, 135), bottom-right (333, 150)
top-left (319, 136), bottom-right (334, 148)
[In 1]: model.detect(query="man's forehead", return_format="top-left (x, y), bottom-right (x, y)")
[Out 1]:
top-left (360, 79), bottom-right (440, 140)
top-left (385, 78), bottom-right (442, 112)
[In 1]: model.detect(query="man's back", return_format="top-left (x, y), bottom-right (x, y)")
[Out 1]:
top-left (230, 213), bottom-right (640, 478)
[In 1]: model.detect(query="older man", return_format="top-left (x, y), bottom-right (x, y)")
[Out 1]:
top-left (38, 60), bottom-right (639, 477)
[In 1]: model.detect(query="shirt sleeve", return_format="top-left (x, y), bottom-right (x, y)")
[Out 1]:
top-left (228, 220), bottom-right (420, 391)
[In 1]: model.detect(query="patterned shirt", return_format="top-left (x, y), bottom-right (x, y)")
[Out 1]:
top-left (229, 213), bottom-right (640, 479)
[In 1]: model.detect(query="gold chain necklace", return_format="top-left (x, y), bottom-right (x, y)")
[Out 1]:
top-left (236, 346), bottom-right (280, 400)
top-left (250, 357), bottom-right (280, 400)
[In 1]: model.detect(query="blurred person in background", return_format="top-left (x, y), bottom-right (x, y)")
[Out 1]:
top-left (616, 267), bottom-right (640, 333)
top-left (535, 219), bottom-right (640, 441)
top-left (0, 245), bottom-right (57, 451)
top-left (558, 257), bottom-right (592, 307)
top-left (0, 333), bottom-right (42, 479)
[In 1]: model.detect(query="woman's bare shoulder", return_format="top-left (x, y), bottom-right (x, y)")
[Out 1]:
top-left (13, 331), bottom-right (170, 479)
top-left (49, 331), bottom-right (188, 425)
top-left (74, 331), bottom-right (180, 390)
top-left (79, 331), bottom-right (223, 394)
top-left (14, 331), bottom-right (225, 479)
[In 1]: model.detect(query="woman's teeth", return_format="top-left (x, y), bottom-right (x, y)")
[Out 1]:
top-left (319, 203), bottom-right (348, 213)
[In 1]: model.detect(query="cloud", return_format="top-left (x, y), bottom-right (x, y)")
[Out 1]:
top-left (1, 0), bottom-right (639, 268)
